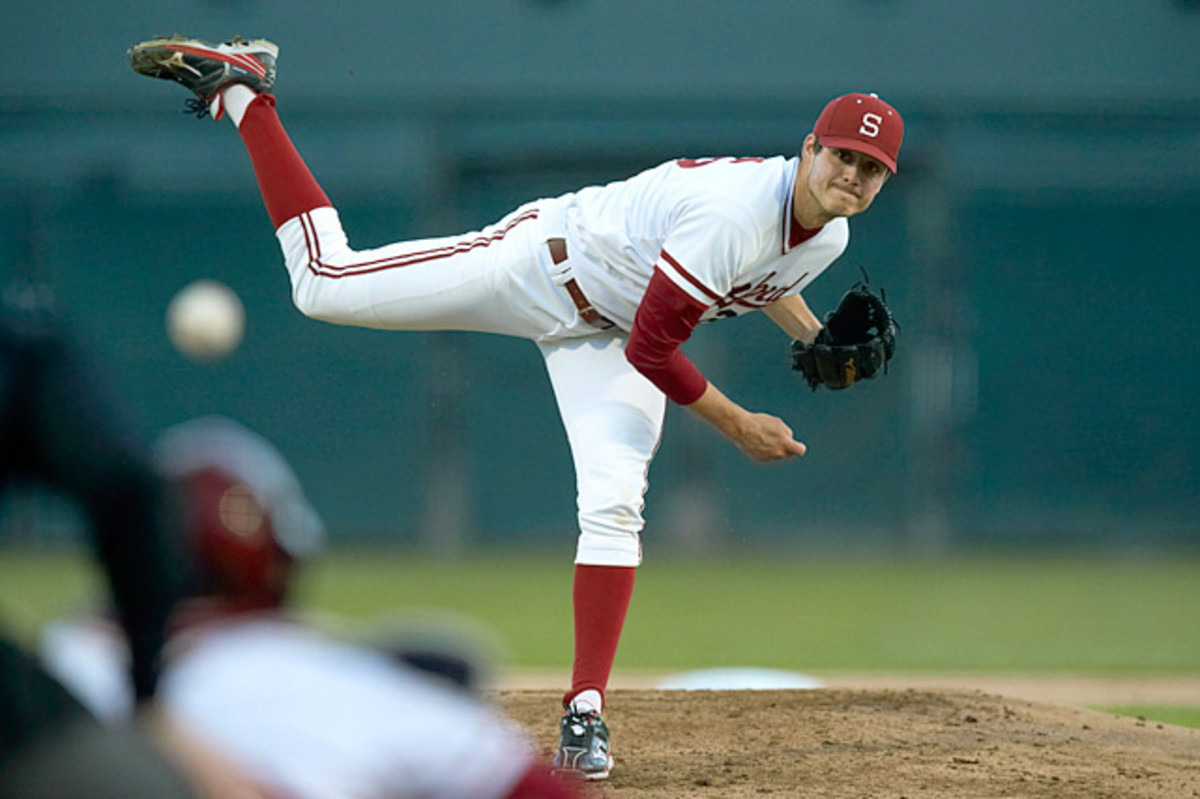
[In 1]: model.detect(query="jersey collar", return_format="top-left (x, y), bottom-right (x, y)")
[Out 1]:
top-left (782, 158), bottom-right (823, 253)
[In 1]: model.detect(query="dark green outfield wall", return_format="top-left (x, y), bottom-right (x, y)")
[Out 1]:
top-left (2, 1), bottom-right (1198, 549)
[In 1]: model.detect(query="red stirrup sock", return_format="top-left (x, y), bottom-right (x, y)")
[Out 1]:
top-left (236, 93), bottom-right (331, 228)
top-left (563, 564), bottom-right (637, 711)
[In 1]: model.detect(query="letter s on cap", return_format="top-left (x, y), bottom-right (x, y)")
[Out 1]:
top-left (859, 113), bottom-right (882, 138)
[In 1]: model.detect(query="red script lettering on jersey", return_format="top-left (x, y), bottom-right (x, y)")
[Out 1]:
top-left (710, 271), bottom-right (809, 318)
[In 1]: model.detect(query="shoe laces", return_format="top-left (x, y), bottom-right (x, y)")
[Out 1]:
top-left (182, 98), bottom-right (209, 119)
top-left (564, 708), bottom-right (602, 728)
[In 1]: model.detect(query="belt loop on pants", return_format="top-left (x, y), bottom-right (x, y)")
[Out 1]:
top-left (546, 238), bottom-right (616, 330)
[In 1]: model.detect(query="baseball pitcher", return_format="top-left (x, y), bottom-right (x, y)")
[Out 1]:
top-left (127, 34), bottom-right (903, 781)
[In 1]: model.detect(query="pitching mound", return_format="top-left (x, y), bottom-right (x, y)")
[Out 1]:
top-left (496, 688), bottom-right (1200, 797)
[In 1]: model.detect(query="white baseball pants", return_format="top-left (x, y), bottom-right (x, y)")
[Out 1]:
top-left (274, 204), bottom-right (665, 566)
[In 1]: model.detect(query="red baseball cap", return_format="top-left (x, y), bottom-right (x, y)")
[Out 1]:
top-left (813, 92), bottom-right (904, 173)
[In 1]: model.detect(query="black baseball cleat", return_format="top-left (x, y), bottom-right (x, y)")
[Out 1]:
top-left (552, 707), bottom-right (614, 781)
top-left (127, 35), bottom-right (277, 117)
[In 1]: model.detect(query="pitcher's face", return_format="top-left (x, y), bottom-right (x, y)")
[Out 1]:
top-left (795, 134), bottom-right (890, 224)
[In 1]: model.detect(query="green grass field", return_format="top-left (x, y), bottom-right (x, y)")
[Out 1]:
top-left (2, 548), bottom-right (1198, 727)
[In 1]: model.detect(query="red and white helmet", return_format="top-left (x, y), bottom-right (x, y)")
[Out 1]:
top-left (154, 416), bottom-right (324, 609)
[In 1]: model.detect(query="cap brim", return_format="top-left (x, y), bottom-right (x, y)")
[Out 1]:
top-left (818, 136), bottom-right (898, 174)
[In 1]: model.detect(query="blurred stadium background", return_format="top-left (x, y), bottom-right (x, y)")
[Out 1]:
top-left (2, 1), bottom-right (1198, 559)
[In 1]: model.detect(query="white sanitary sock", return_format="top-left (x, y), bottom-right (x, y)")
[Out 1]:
top-left (570, 689), bottom-right (603, 715)
top-left (215, 83), bottom-right (257, 128)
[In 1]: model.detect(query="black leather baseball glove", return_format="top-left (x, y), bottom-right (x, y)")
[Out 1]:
top-left (790, 280), bottom-right (897, 391)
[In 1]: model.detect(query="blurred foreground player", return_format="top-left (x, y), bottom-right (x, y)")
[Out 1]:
top-left (0, 291), bottom-right (264, 798)
top-left (128, 34), bottom-right (903, 780)
top-left (42, 415), bottom-right (588, 799)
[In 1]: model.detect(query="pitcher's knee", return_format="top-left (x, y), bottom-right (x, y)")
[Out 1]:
top-left (574, 500), bottom-right (645, 566)
top-left (290, 282), bottom-right (334, 321)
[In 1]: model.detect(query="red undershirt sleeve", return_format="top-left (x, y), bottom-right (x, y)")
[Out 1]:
top-left (625, 268), bottom-right (710, 405)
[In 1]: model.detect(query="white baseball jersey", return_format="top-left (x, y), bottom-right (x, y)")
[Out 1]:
top-left (41, 615), bottom-right (537, 799)
top-left (547, 156), bottom-right (849, 329)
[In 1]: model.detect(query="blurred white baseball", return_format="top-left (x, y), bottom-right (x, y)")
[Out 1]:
top-left (166, 279), bottom-right (245, 362)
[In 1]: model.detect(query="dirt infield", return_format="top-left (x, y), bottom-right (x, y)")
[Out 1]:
top-left (496, 685), bottom-right (1200, 798)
